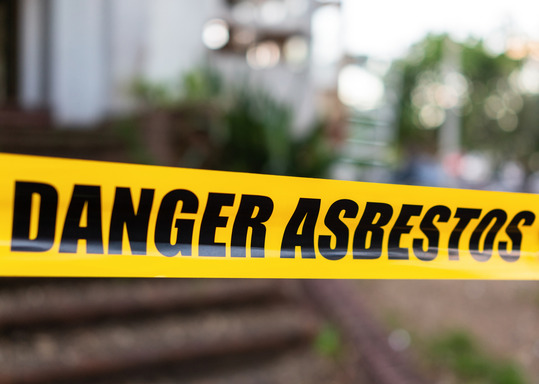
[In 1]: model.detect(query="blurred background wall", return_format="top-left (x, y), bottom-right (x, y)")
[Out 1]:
top-left (14, 0), bottom-right (320, 130)
top-left (4, 0), bottom-right (539, 192)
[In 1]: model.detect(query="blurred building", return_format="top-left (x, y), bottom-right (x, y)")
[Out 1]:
top-left (11, 0), bottom-right (210, 126)
top-left (3, 0), bottom-right (342, 133)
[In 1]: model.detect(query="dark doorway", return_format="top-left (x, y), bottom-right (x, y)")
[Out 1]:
top-left (0, 0), bottom-right (18, 105)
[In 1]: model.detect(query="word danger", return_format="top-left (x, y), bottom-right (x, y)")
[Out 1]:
top-left (10, 182), bottom-right (534, 262)
top-left (11, 182), bottom-right (273, 258)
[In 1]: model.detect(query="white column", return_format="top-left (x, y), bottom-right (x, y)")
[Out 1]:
top-left (50, 0), bottom-right (107, 127)
top-left (18, 0), bottom-right (47, 109)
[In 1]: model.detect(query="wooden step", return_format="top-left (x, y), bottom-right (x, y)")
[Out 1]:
top-left (0, 279), bottom-right (283, 328)
top-left (0, 305), bottom-right (318, 384)
top-left (0, 108), bottom-right (52, 130)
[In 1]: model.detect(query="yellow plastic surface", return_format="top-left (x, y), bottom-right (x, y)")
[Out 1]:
top-left (1, 153), bottom-right (538, 279)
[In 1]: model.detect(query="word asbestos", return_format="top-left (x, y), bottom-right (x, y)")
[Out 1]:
top-left (11, 181), bottom-right (534, 263)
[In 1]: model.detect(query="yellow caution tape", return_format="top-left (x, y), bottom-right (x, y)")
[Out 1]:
top-left (1, 153), bottom-right (538, 279)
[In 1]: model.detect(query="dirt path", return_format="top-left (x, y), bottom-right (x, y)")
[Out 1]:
top-left (355, 280), bottom-right (539, 382)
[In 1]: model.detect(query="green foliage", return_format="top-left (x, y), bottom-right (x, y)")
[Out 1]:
top-left (287, 120), bottom-right (335, 178)
top-left (221, 88), bottom-right (292, 175)
top-left (221, 89), bottom-right (334, 177)
top-left (314, 324), bottom-right (342, 358)
top-left (393, 33), bottom-right (530, 167)
top-left (132, 66), bottom-right (223, 107)
top-left (132, 78), bottom-right (177, 107)
top-left (393, 34), bottom-right (447, 147)
top-left (458, 42), bottom-right (522, 154)
top-left (113, 116), bottom-right (155, 165)
top-left (132, 65), bottom-right (335, 177)
top-left (182, 66), bottom-right (224, 102)
top-left (428, 330), bottom-right (526, 384)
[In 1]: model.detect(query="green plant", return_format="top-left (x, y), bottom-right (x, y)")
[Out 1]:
top-left (182, 66), bottom-right (223, 102)
top-left (391, 33), bottom-right (539, 187)
top-left (221, 87), bottom-right (292, 175)
top-left (221, 88), bottom-right (335, 177)
top-left (428, 330), bottom-right (526, 384)
top-left (132, 66), bottom-right (223, 108)
top-left (131, 65), bottom-right (335, 177)
top-left (287, 120), bottom-right (335, 178)
top-left (113, 116), bottom-right (155, 165)
top-left (132, 77), bottom-right (178, 107)
top-left (314, 324), bottom-right (342, 358)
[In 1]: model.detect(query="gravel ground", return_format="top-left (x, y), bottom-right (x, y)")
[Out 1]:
top-left (355, 280), bottom-right (539, 382)
top-left (88, 348), bottom-right (344, 384)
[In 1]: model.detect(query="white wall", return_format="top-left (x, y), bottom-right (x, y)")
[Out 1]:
top-left (50, 0), bottom-right (108, 127)
top-left (144, 0), bottom-right (209, 84)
